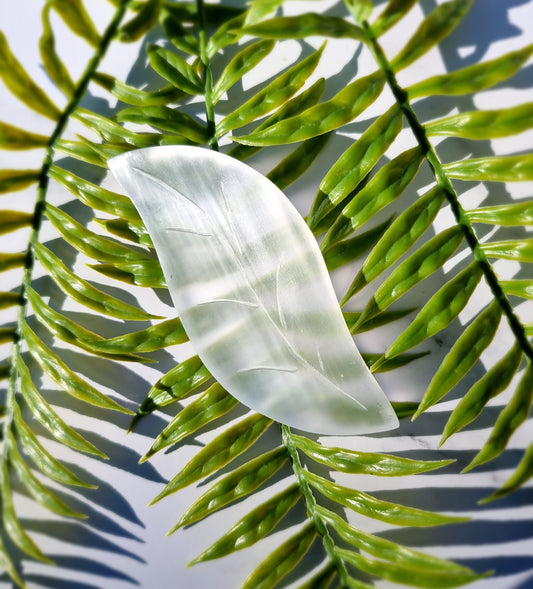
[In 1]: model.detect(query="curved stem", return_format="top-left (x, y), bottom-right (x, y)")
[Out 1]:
top-left (363, 21), bottom-right (533, 363)
top-left (197, 0), bottom-right (219, 151)
top-left (281, 425), bottom-right (352, 587)
top-left (2, 0), bottom-right (134, 461)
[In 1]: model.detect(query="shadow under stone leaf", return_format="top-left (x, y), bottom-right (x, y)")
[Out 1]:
top-left (24, 520), bottom-right (145, 563)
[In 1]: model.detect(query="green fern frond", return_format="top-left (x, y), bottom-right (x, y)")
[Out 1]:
top-left (0, 0), bottom-right (531, 586)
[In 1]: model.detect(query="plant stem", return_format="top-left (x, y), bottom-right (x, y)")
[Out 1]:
top-left (363, 21), bottom-right (533, 363)
top-left (197, 0), bottom-right (219, 151)
top-left (1, 0), bottom-right (134, 462)
top-left (281, 425), bottom-right (352, 587)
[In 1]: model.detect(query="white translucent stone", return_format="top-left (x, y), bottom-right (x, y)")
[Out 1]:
top-left (109, 146), bottom-right (398, 435)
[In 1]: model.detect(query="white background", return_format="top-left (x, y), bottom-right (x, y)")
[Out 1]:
top-left (1, 1), bottom-right (533, 588)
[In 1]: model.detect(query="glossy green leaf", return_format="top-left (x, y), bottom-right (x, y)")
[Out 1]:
top-left (208, 13), bottom-right (246, 58)
top-left (21, 322), bottom-right (133, 413)
top-left (465, 200), bottom-right (533, 226)
top-left (481, 239), bottom-right (533, 262)
top-left (324, 216), bottom-right (394, 271)
top-left (160, 6), bottom-right (200, 54)
top-left (56, 138), bottom-right (118, 166)
top-left (0, 211), bottom-right (33, 235)
top-left (16, 353), bottom-right (105, 458)
top-left (345, 186), bottom-right (447, 297)
top-left (482, 443), bottom-right (533, 503)
top-left (338, 546), bottom-right (485, 588)
top-left (465, 361), bottom-right (533, 472)
top-left (143, 384), bottom-right (237, 461)
top-left (408, 43), bottom-right (533, 98)
top-left (39, 4), bottom-right (76, 97)
top-left (267, 133), bottom-right (331, 190)
top-left (293, 434), bottom-right (453, 475)
top-left (34, 242), bottom-right (155, 321)
top-left (320, 508), bottom-right (482, 587)
top-left (426, 102), bottom-right (533, 139)
top-left (190, 484), bottom-right (301, 563)
top-left (345, 0), bottom-right (373, 24)
top-left (0, 31), bottom-right (60, 119)
top-left (441, 343), bottom-right (523, 445)
top-left (241, 524), bottom-right (317, 589)
top-left (0, 364), bottom-right (11, 380)
top-left (353, 226), bottom-right (463, 324)
top-left (501, 280), bottom-right (533, 300)
top-left (322, 146), bottom-right (424, 251)
top-left (89, 259), bottom-right (165, 288)
top-left (0, 122), bottom-right (49, 150)
top-left (365, 350), bottom-right (430, 372)
top-left (49, 165), bottom-right (139, 220)
top-left (371, 0), bottom-right (418, 37)
top-left (376, 262), bottom-right (483, 368)
top-left (117, 105), bottom-right (208, 143)
top-left (118, 0), bottom-right (163, 42)
top-left (1, 461), bottom-right (52, 563)
top-left (229, 77), bottom-right (326, 161)
top-left (0, 252), bottom-right (26, 272)
top-left (27, 288), bottom-right (147, 362)
top-left (240, 14), bottom-right (365, 41)
top-left (216, 44), bottom-right (324, 137)
top-left (8, 441), bottom-right (85, 518)
top-left (414, 301), bottom-right (502, 417)
top-left (346, 308), bottom-right (418, 334)
top-left (44, 203), bottom-right (151, 263)
top-left (147, 45), bottom-right (204, 94)
top-left (234, 70), bottom-right (385, 146)
top-left (132, 356), bottom-right (211, 425)
top-left (309, 105), bottom-right (403, 229)
top-left (12, 402), bottom-right (93, 487)
top-left (98, 316), bottom-right (187, 353)
top-left (0, 169), bottom-right (41, 194)
top-left (172, 447), bottom-right (288, 530)
top-left (0, 292), bottom-right (22, 309)
top-left (49, 0), bottom-right (100, 46)
top-left (295, 565), bottom-right (336, 589)
top-left (93, 71), bottom-right (185, 106)
top-left (391, 0), bottom-right (474, 71)
top-left (162, 0), bottom-right (243, 27)
top-left (94, 217), bottom-right (151, 248)
top-left (74, 109), bottom-right (160, 147)
top-left (305, 470), bottom-right (466, 526)
top-left (151, 414), bottom-right (273, 503)
top-left (0, 534), bottom-right (24, 589)
top-left (443, 154), bottom-right (533, 182)
top-left (0, 328), bottom-right (16, 344)
top-left (244, 0), bottom-right (285, 27)
top-left (213, 39), bottom-right (275, 103)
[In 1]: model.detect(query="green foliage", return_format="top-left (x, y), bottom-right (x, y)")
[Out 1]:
top-left (0, 0), bottom-right (531, 587)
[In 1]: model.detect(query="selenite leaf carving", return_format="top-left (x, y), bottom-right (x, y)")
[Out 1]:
top-left (109, 146), bottom-right (398, 435)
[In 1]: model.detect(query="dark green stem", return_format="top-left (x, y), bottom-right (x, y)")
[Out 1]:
top-left (197, 0), bottom-right (219, 151)
top-left (2, 0), bottom-right (134, 462)
top-left (281, 425), bottom-right (351, 587)
top-left (363, 21), bottom-right (533, 363)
